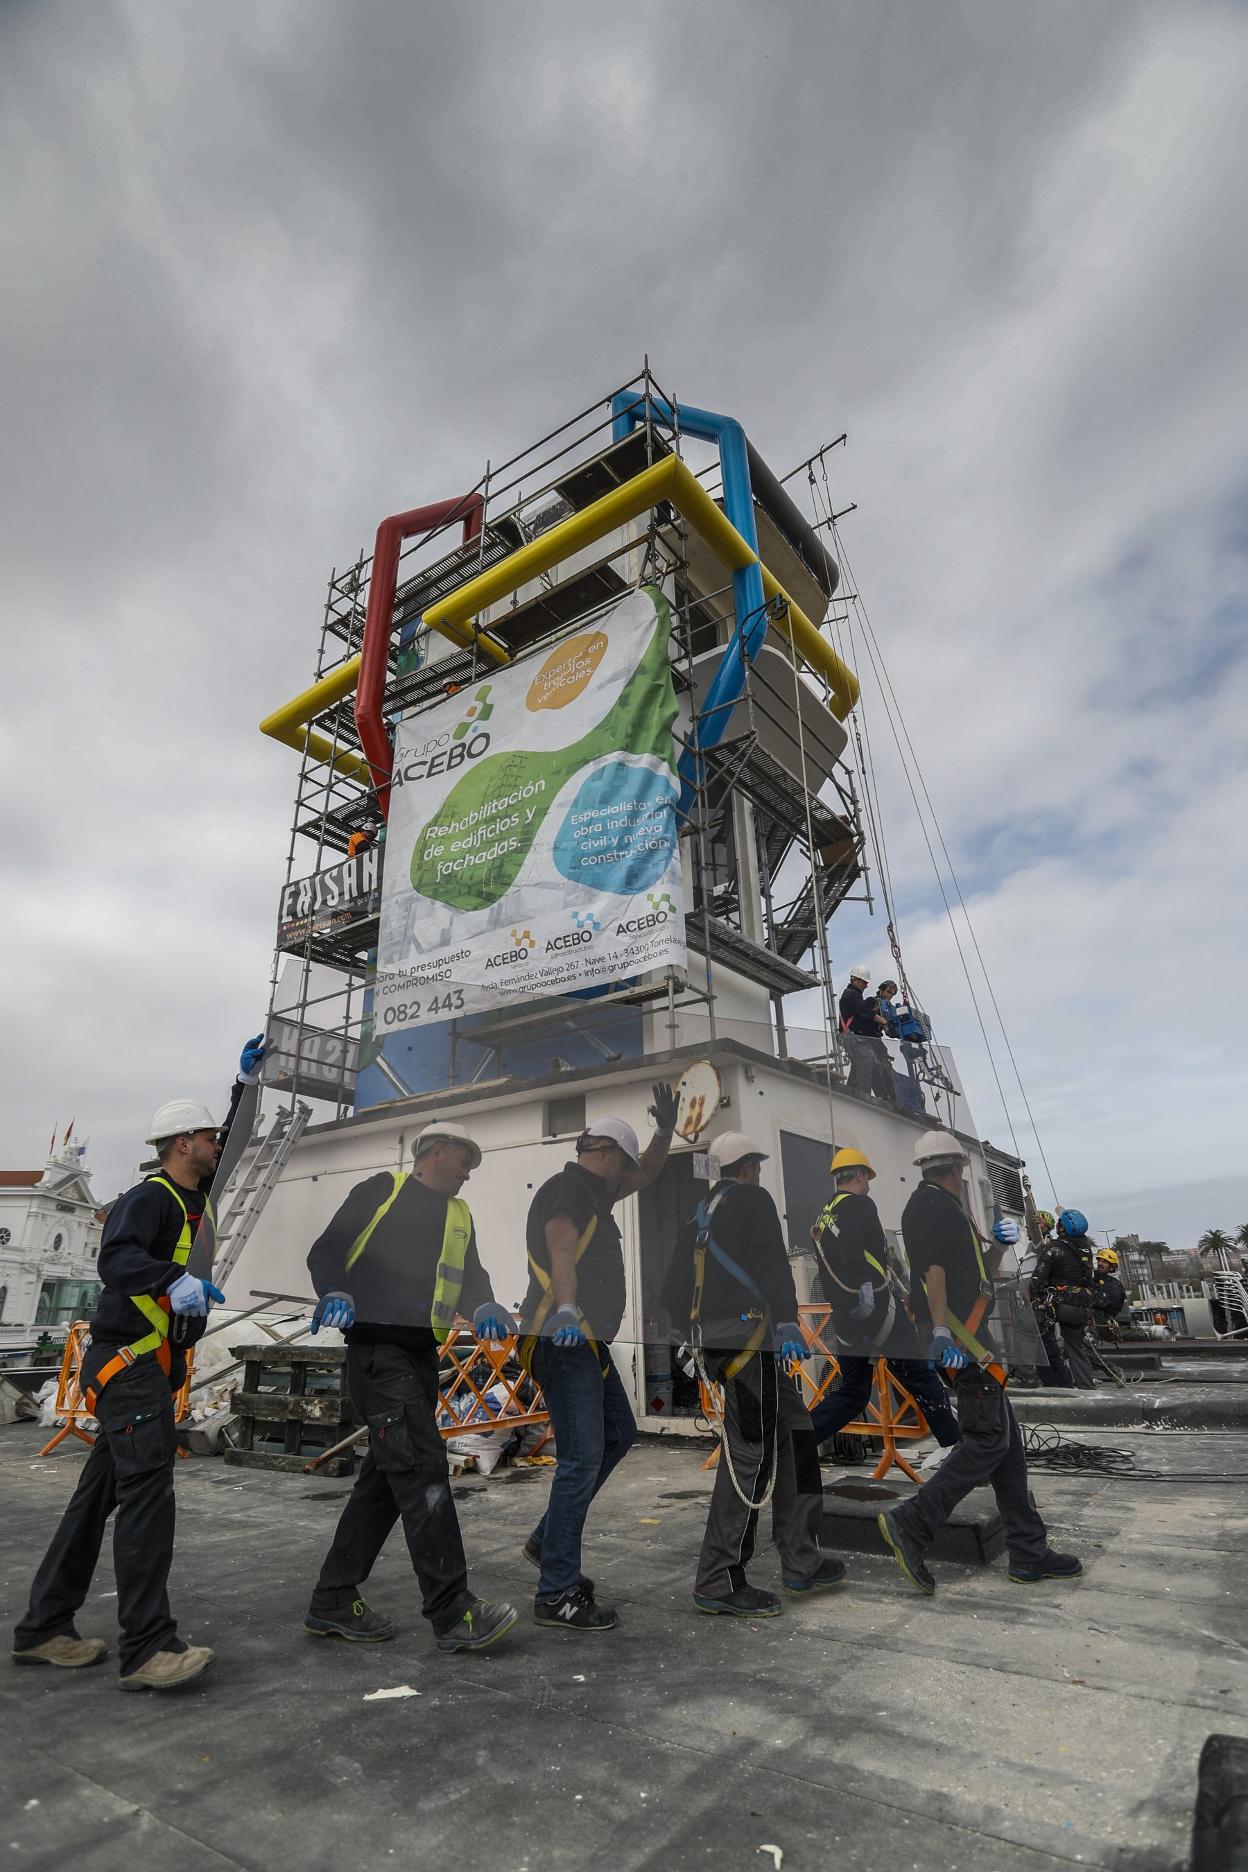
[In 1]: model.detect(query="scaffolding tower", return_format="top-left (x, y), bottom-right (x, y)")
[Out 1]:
top-left (262, 366), bottom-right (869, 1122)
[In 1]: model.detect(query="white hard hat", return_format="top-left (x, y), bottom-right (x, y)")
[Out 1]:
top-left (848, 965), bottom-right (870, 983)
top-left (912, 1129), bottom-right (968, 1168)
top-left (145, 1099), bottom-right (220, 1147)
top-left (709, 1130), bottom-right (768, 1173)
top-left (415, 1121), bottom-right (482, 1170)
top-left (579, 1117), bottom-right (640, 1168)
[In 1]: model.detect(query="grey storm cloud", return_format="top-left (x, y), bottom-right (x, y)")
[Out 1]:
top-left (1, 0), bottom-right (1245, 1242)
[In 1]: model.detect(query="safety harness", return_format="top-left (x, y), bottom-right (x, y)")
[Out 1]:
top-left (923, 1204), bottom-right (1006, 1387)
top-left (83, 1177), bottom-right (214, 1416)
top-left (812, 1192), bottom-right (896, 1353)
top-left (688, 1183), bottom-right (784, 1511)
top-left (343, 1172), bottom-right (474, 1343)
top-left (520, 1214), bottom-right (609, 1375)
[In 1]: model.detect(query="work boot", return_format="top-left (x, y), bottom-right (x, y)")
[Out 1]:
top-left (692, 1584), bottom-right (782, 1618)
top-left (877, 1510), bottom-right (936, 1596)
top-left (1008, 1549), bottom-right (1084, 1585)
top-left (119, 1645), bottom-right (215, 1692)
top-left (782, 1557), bottom-right (847, 1594)
top-left (522, 1537), bottom-right (595, 1599)
top-left (304, 1597), bottom-right (395, 1643)
top-left (436, 1598), bottom-right (518, 1653)
top-left (12, 1633), bottom-right (107, 1669)
top-left (534, 1587), bottom-right (618, 1631)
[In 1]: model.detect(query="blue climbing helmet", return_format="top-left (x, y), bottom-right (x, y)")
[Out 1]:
top-left (1058, 1208), bottom-right (1089, 1239)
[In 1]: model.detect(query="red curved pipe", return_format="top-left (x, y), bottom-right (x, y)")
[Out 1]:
top-left (355, 494), bottom-right (485, 817)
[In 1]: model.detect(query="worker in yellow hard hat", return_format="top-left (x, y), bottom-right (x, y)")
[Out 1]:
top-left (1091, 1247), bottom-right (1126, 1343)
top-left (809, 1144), bottom-right (960, 1467)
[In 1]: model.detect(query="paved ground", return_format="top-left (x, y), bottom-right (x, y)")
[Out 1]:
top-left (2, 1418), bottom-right (1247, 1872)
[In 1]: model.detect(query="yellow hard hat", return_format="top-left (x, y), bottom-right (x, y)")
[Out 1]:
top-left (831, 1146), bottom-right (876, 1178)
top-left (1035, 1209), bottom-right (1055, 1231)
top-left (1097, 1247), bottom-right (1119, 1267)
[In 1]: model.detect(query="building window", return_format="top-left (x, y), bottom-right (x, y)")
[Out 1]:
top-left (51, 1232), bottom-right (64, 1253)
top-left (0, 1227), bottom-right (10, 1245)
top-left (545, 1094), bottom-right (587, 1138)
top-left (0, 1285), bottom-right (7, 1322)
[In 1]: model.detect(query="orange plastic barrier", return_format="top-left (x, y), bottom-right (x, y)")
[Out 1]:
top-left (698, 1303), bottom-right (932, 1483)
top-left (437, 1329), bottom-right (552, 1452)
top-left (38, 1323), bottom-right (194, 1458)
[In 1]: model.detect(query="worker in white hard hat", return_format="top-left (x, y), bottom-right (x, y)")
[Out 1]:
top-left (518, 1083), bottom-right (678, 1631)
top-left (662, 1130), bottom-right (846, 1617)
top-left (303, 1120), bottom-right (517, 1656)
top-left (837, 968), bottom-right (898, 1107)
top-left (12, 1033), bottom-right (267, 1691)
top-left (876, 1130), bottom-right (1082, 1595)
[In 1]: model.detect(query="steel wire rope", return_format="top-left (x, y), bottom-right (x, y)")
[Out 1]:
top-left (831, 522), bottom-right (1060, 1203)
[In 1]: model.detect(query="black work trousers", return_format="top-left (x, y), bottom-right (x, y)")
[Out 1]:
top-left (310, 1339), bottom-right (472, 1637)
top-left (810, 1355), bottom-right (961, 1449)
top-left (696, 1353), bottom-right (826, 1598)
top-left (890, 1371), bottom-right (1049, 1567)
top-left (13, 1347), bottom-right (180, 1673)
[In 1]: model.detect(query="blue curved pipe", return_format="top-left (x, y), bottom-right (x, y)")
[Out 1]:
top-left (611, 392), bottom-right (768, 816)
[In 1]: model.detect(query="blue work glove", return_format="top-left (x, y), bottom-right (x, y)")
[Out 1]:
top-left (472, 1301), bottom-right (517, 1343)
top-left (775, 1322), bottom-right (805, 1364)
top-left (927, 1327), bottom-right (970, 1371)
top-left (311, 1291), bottom-right (355, 1334)
top-left (550, 1305), bottom-right (586, 1349)
top-left (239, 1033), bottom-right (267, 1081)
top-left (849, 1279), bottom-right (875, 1323)
top-left (649, 1081), bottom-right (679, 1136)
top-left (993, 1218), bottom-right (1021, 1245)
top-left (168, 1274), bottom-right (226, 1316)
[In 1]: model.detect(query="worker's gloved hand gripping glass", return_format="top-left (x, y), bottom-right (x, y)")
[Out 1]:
top-left (311, 1292), bottom-right (355, 1334)
top-left (927, 1327), bottom-right (970, 1371)
top-left (648, 1082), bottom-right (679, 1135)
top-left (849, 1279), bottom-right (874, 1322)
top-left (775, 1322), bottom-right (804, 1364)
top-left (992, 1218), bottom-right (1020, 1245)
top-left (472, 1301), bottom-right (517, 1343)
top-left (550, 1305), bottom-right (586, 1348)
top-left (239, 1034), bottom-right (267, 1081)
top-left (168, 1273), bottom-right (226, 1316)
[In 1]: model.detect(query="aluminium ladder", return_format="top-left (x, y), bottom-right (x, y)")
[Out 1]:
top-left (212, 1100), bottom-right (311, 1288)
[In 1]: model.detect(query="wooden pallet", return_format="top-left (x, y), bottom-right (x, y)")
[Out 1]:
top-left (223, 1343), bottom-right (356, 1477)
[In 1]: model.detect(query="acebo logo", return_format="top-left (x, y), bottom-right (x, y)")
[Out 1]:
top-left (485, 925), bottom-right (533, 971)
top-left (615, 891), bottom-right (676, 938)
top-left (546, 909), bottom-right (598, 954)
top-left (392, 686), bottom-right (493, 788)
top-left (453, 685), bottom-right (494, 741)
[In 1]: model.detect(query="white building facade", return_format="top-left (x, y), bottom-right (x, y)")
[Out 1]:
top-left (0, 1139), bottom-right (103, 1358)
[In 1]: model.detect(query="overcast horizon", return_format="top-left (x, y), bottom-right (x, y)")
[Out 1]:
top-left (3, 1), bottom-right (1245, 1251)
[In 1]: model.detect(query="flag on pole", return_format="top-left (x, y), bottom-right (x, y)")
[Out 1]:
top-left (62, 1118), bottom-right (75, 1146)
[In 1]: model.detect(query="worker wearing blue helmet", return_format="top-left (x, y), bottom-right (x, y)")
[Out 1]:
top-left (1028, 1208), bottom-right (1097, 1388)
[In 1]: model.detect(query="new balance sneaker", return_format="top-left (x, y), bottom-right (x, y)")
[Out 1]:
top-left (304, 1597), bottom-right (396, 1643)
top-left (12, 1633), bottom-right (107, 1669)
top-left (1008, 1549), bottom-right (1084, 1585)
top-left (692, 1583), bottom-right (782, 1618)
top-left (534, 1588), bottom-right (618, 1631)
top-left (877, 1510), bottom-right (936, 1595)
top-left (436, 1599), bottom-right (518, 1653)
top-left (521, 1537), bottom-right (595, 1600)
top-left (782, 1558), bottom-right (848, 1594)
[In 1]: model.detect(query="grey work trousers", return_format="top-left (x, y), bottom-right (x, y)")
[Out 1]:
top-left (845, 1034), bottom-right (898, 1105)
top-left (696, 1352), bottom-right (826, 1597)
top-left (890, 1371), bottom-right (1049, 1567)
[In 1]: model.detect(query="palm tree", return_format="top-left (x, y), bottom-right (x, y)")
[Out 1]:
top-left (1236, 1223), bottom-right (1248, 1254)
top-left (1198, 1227), bottom-right (1234, 1259)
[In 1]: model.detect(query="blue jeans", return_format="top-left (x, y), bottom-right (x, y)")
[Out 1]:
top-left (809, 1356), bottom-right (960, 1449)
top-left (528, 1340), bottom-right (637, 1600)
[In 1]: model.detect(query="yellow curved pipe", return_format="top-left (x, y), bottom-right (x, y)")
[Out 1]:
top-left (259, 453), bottom-right (858, 777)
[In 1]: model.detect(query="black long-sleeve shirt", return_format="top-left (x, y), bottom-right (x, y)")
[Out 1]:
top-left (1092, 1272), bottom-right (1126, 1319)
top-left (1028, 1239), bottom-right (1095, 1303)
top-left (307, 1170), bottom-right (496, 1351)
top-left (812, 1190), bottom-right (918, 1354)
top-left (903, 1178), bottom-right (993, 1335)
top-left (661, 1179), bottom-right (799, 1350)
top-left (838, 984), bottom-right (883, 1038)
top-left (89, 1075), bottom-right (248, 1352)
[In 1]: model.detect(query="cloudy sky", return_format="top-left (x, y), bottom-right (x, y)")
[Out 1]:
top-left (2, 0), bottom-right (1244, 1247)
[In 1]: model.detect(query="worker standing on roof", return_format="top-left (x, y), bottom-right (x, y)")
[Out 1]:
top-left (303, 1121), bottom-right (517, 1654)
top-left (11, 1035), bottom-right (266, 1691)
top-left (838, 968), bottom-right (898, 1106)
top-left (876, 1131), bottom-right (1082, 1594)
top-left (808, 1147), bottom-right (961, 1469)
top-left (519, 1088), bottom-right (676, 1632)
top-left (1029, 1210), bottom-right (1097, 1390)
top-left (663, 1132), bottom-right (846, 1617)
